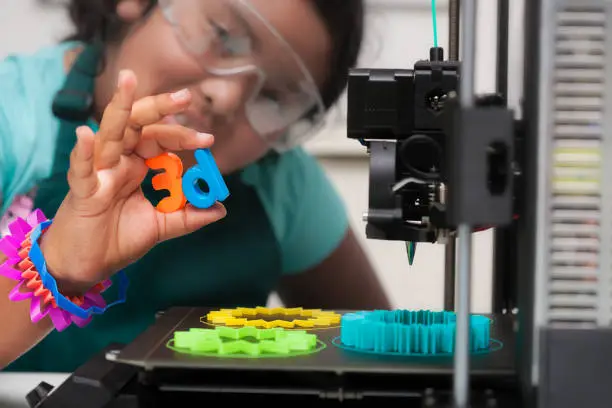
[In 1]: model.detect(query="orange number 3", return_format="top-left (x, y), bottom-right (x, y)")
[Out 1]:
top-left (145, 152), bottom-right (187, 213)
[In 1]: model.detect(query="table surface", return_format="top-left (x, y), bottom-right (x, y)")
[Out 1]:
top-left (0, 373), bottom-right (69, 408)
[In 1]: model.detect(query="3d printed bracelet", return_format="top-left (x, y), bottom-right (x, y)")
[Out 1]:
top-left (204, 306), bottom-right (341, 329)
top-left (167, 326), bottom-right (323, 358)
top-left (0, 210), bottom-right (114, 330)
top-left (337, 310), bottom-right (493, 356)
top-left (28, 220), bottom-right (129, 320)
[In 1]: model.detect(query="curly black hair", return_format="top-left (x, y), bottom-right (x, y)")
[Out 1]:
top-left (42, 0), bottom-right (364, 111)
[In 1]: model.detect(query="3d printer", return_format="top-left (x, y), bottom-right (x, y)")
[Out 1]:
top-left (24, 1), bottom-right (612, 407)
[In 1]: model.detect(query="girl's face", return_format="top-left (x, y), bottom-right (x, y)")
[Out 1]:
top-left (101, 0), bottom-right (332, 174)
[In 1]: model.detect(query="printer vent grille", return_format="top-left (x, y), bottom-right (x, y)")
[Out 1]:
top-left (546, 6), bottom-right (611, 327)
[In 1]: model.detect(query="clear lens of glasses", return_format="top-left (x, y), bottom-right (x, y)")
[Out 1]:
top-left (159, 0), bottom-right (326, 151)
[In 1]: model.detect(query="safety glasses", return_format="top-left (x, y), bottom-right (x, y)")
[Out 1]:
top-left (158, 0), bottom-right (326, 151)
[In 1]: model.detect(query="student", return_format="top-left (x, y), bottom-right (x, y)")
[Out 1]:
top-left (0, 0), bottom-right (390, 372)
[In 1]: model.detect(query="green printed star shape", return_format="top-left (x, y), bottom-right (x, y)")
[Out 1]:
top-left (168, 326), bottom-right (321, 358)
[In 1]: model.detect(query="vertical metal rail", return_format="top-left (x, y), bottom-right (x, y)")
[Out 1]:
top-left (454, 1), bottom-right (477, 406)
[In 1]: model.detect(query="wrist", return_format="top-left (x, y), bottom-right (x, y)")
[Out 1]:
top-left (38, 227), bottom-right (96, 296)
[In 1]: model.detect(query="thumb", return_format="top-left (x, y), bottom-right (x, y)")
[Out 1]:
top-left (156, 203), bottom-right (227, 242)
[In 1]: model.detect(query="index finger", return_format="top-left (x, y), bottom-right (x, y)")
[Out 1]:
top-left (130, 88), bottom-right (193, 128)
top-left (122, 88), bottom-right (193, 154)
top-left (135, 124), bottom-right (214, 159)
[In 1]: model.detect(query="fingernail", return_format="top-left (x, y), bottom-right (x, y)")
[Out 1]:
top-left (118, 70), bottom-right (130, 87)
top-left (75, 126), bottom-right (89, 140)
top-left (215, 203), bottom-right (227, 216)
top-left (197, 132), bottom-right (213, 142)
top-left (171, 88), bottom-right (191, 102)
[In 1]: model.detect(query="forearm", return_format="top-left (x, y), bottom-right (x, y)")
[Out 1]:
top-left (0, 254), bottom-right (54, 370)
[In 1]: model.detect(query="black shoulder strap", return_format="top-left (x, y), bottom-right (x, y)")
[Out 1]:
top-left (34, 43), bottom-right (102, 217)
top-left (51, 42), bottom-right (102, 123)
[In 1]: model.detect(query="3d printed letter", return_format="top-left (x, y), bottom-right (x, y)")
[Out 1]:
top-left (145, 152), bottom-right (187, 213)
top-left (182, 149), bottom-right (229, 209)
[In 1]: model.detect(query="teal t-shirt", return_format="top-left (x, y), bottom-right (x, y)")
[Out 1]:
top-left (0, 43), bottom-right (349, 372)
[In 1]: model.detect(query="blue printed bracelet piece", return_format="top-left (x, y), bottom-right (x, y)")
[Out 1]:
top-left (29, 221), bottom-right (129, 320)
top-left (339, 310), bottom-right (491, 356)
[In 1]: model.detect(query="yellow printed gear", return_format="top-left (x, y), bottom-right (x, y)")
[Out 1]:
top-left (203, 306), bottom-right (341, 329)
